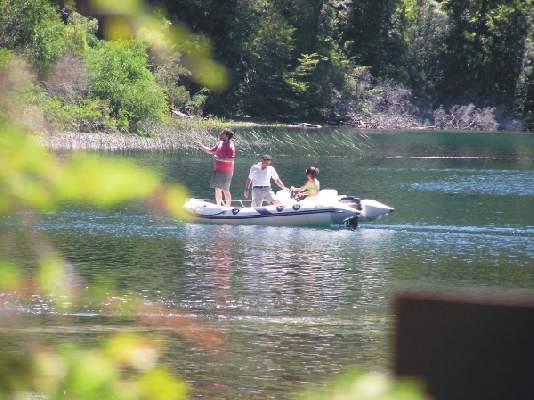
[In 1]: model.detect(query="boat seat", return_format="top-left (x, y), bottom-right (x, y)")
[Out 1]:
top-left (317, 189), bottom-right (338, 200)
top-left (275, 190), bottom-right (292, 205)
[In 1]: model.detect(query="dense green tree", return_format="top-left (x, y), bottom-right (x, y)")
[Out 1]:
top-left (3, 0), bottom-right (534, 129)
top-left (278, 0), bottom-right (353, 119)
top-left (85, 40), bottom-right (168, 130)
top-left (343, 0), bottom-right (404, 77)
top-left (145, 0), bottom-right (252, 115)
top-left (284, 52), bottom-right (324, 116)
top-left (136, 0), bottom-right (534, 126)
top-left (514, 1), bottom-right (534, 128)
top-left (524, 71), bottom-right (534, 129)
top-left (238, 2), bottom-right (297, 115)
top-left (276, 0), bottom-right (323, 54)
top-left (146, 0), bottom-right (346, 118)
top-left (398, 0), bottom-right (448, 107)
top-left (438, 0), bottom-right (528, 109)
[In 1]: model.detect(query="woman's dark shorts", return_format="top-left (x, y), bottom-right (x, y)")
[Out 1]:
top-left (210, 171), bottom-right (233, 190)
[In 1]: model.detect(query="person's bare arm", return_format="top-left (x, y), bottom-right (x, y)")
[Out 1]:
top-left (193, 141), bottom-right (214, 155)
top-left (291, 181), bottom-right (309, 192)
top-left (274, 178), bottom-right (287, 190)
top-left (243, 177), bottom-right (252, 199)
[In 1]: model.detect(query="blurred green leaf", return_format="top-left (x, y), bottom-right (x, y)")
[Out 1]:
top-left (67, 349), bottom-right (118, 398)
top-left (0, 261), bottom-right (20, 291)
top-left (163, 186), bottom-right (190, 220)
top-left (32, 335), bottom-right (189, 400)
top-left (138, 368), bottom-right (187, 400)
top-left (0, 334), bottom-right (32, 396)
top-left (0, 128), bottom-right (56, 212)
top-left (90, 0), bottom-right (144, 15)
top-left (294, 368), bottom-right (428, 400)
top-left (38, 253), bottom-right (73, 311)
top-left (33, 350), bottom-right (67, 395)
top-left (105, 334), bottom-right (158, 371)
top-left (55, 154), bottom-right (160, 207)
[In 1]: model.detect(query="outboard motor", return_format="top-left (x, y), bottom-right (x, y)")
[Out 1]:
top-left (339, 196), bottom-right (362, 211)
top-left (344, 216), bottom-right (359, 230)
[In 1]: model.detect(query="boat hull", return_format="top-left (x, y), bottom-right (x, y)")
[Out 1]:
top-left (183, 192), bottom-right (394, 227)
top-left (184, 200), bottom-right (359, 226)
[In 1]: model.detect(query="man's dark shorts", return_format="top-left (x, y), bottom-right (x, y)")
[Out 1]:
top-left (210, 171), bottom-right (233, 190)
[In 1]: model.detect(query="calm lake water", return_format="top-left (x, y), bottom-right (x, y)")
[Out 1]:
top-left (3, 129), bottom-right (534, 399)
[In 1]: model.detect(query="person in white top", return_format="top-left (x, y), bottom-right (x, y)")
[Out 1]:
top-left (243, 154), bottom-right (287, 207)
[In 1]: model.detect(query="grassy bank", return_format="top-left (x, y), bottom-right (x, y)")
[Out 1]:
top-left (40, 118), bottom-right (371, 155)
top-left (41, 118), bottom-right (257, 151)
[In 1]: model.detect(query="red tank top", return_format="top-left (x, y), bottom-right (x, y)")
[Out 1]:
top-left (210, 141), bottom-right (235, 173)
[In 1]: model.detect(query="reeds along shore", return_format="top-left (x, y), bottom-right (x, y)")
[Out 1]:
top-left (40, 125), bottom-right (369, 155)
top-left (42, 130), bottom-right (201, 151)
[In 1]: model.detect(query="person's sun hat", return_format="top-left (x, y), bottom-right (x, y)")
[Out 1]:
top-left (261, 154), bottom-right (272, 160)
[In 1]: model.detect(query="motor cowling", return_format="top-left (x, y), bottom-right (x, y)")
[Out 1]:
top-left (339, 196), bottom-right (362, 211)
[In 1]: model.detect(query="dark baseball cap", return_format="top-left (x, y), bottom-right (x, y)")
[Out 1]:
top-left (261, 154), bottom-right (272, 160)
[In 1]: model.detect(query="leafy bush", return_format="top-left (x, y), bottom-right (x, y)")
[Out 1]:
top-left (0, 50), bottom-right (111, 132)
top-left (186, 88), bottom-right (210, 116)
top-left (40, 95), bottom-right (114, 132)
top-left (63, 11), bottom-right (99, 55)
top-left (0, 48), bottom-right (48, 129)
top-left (86, 40), bottom-right (168, 131)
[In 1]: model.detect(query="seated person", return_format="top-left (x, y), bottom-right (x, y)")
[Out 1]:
top-left (292, 166), bottom-right (320, 200)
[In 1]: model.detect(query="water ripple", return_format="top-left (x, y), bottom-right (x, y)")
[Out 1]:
top-left (405, 171), bottom-right (534, 196)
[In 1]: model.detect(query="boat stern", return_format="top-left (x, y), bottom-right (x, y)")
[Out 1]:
top-left (359, 199), bottom-right (394, 221)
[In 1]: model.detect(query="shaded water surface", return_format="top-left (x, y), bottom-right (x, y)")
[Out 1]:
top-left (2, 129), bottom-right (534, 399)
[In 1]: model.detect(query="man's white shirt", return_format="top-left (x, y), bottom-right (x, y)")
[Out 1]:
top-left (248, 164), bottom-right (279, 187)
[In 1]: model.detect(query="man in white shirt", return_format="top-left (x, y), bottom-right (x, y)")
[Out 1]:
top-left (243, 154), bottom-right (287, 207)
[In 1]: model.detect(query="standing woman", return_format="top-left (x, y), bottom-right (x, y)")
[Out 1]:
top-left (193, 128), bottom-right (235, 207)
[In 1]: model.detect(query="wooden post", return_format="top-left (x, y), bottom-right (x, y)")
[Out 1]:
top-left (394, 290), bottom-right (534, 400)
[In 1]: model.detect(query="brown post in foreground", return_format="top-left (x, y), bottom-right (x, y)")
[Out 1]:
top-left (394, 290), bottom-right (534, 400)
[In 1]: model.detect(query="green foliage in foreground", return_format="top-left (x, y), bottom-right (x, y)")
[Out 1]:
top-left (0, 127), bottom-right (187, 214)
top-left (1, 49), bottom-right (191, 397)
top-left (0, 332), bottom-right (188, 400)
top-left (295, 368), bottom-right (426, 400)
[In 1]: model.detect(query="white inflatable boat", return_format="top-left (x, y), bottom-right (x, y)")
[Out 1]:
top-left (184, 189), bottom-right (394, 227)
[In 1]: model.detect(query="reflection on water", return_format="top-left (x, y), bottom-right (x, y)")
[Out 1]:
top-left (178, 224), bottom-right (394, 316)
top-left (406, 170), bottom-right (534, 196)
top-left (2, 130), bottom-right (534, 399)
